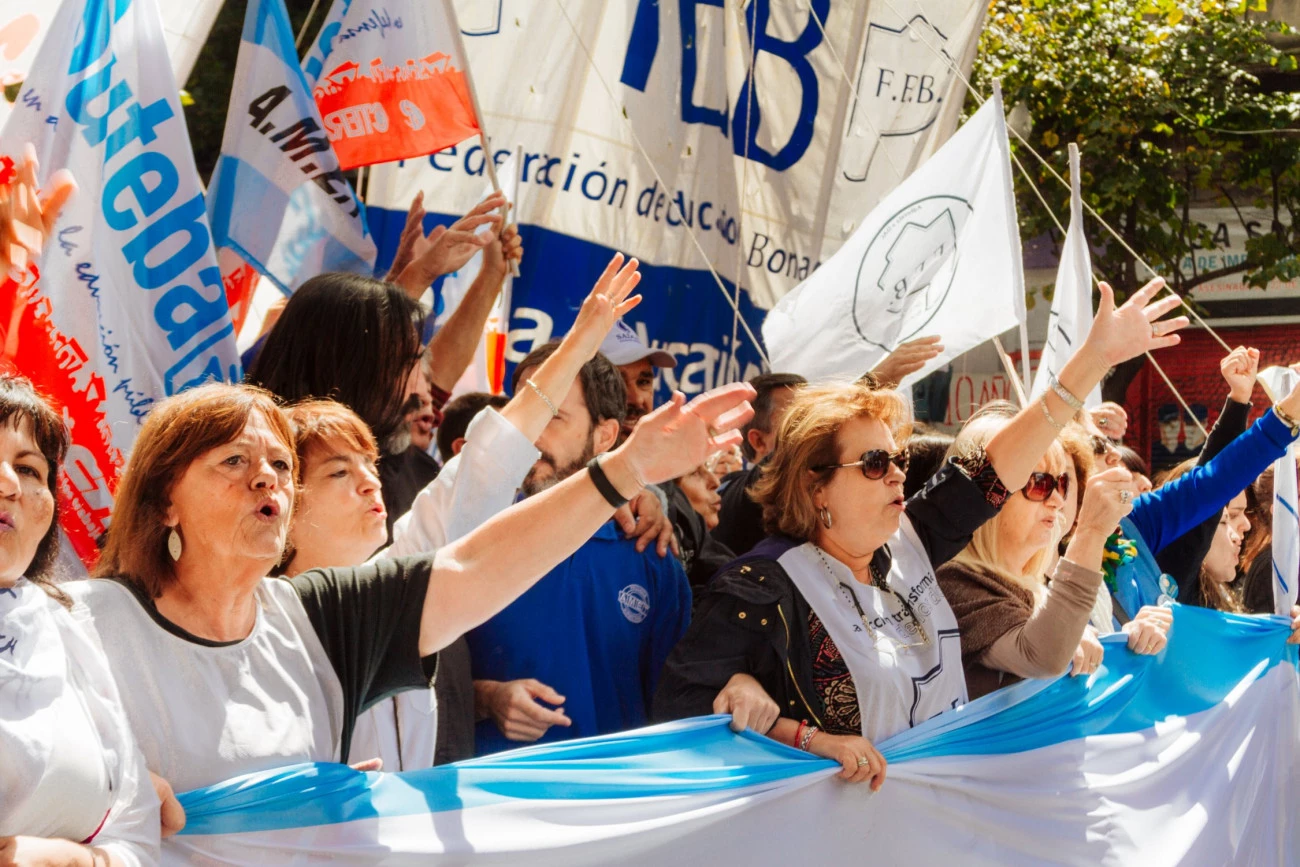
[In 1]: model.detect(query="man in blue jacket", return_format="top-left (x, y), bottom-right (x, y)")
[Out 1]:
top-left (468, 342), bottom-right (692, 754)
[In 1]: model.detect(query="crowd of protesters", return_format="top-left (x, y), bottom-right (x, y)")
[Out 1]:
top-left (3, 148), bottom-right (1300, 866)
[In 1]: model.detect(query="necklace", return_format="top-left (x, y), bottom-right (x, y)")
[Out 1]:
top-left (812, 546), bottom-right (930, 650)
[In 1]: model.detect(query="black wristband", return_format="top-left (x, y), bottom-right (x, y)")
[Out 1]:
top-left (586, 456), bottom-right (630, 508)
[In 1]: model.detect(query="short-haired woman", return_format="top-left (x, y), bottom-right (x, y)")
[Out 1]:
top-left (66, 355), bottom-right (751, 860)
top-left (0, 375), bottom-right (159, 867)
top-left (280, 257), bottom-right (647, 770)
top-left (656, 279), bottom-right (1188, 788)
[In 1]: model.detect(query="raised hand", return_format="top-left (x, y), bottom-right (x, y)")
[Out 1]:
top-left (388, 191), bottom-right (507, 297)
top-left (870, 335), bottom-right (944, 388)
top-left (1089, 401), bottom-right (1128, 441)
top-left (608, 382), bottom-right (756, 492)
top-left (1083, 278), bottom-right (1188, 368)
top-left (1219, 346), bottom-right (1260, 404)
top-left (0, 143), bottom-right (76, 276)
top-left (480, 223), bottom-right (523, 281)
top-left (567, 253), bottom-right (643, 361)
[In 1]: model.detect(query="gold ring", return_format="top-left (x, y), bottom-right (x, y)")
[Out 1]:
top-left (857, 756), bottom-right (870, 767)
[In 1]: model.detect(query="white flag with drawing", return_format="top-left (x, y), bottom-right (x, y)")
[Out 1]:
top-left (1030, 143), bottom-right (1100, 408)
top-left (1259, 365), bottom-right (1300, 615)
top-left (762, 90), bottom-right (1024, 386)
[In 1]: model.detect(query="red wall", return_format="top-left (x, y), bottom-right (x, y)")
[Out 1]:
top-left (1121, 324), bottom-right (1300, 471)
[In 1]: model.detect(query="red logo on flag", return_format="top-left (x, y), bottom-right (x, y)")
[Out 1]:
top-left (314, 51), bottom-right (479, 170)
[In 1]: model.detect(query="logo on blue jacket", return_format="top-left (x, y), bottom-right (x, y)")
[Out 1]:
top-left (618, 584), bottom-right (651, 624)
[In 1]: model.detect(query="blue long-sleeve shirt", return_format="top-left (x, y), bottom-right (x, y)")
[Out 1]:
top-left (1130, 408), bottom-right (1295, 557)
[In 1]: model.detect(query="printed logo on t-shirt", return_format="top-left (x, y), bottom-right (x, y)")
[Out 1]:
top-left (618, 584), bottom-right (650, 624)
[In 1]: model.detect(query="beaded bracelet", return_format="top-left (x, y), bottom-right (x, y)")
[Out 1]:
top-left (524, 377), bottom-right (559, 418)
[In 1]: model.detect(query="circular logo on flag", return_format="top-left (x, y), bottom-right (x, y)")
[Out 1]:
top-left (852, 195), bottom-right (973, 352)
top-left (618, 584), bottom-right (651, 624)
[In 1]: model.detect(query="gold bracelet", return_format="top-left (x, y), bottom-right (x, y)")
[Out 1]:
top-left (524, 377), bottom-right (559, 418)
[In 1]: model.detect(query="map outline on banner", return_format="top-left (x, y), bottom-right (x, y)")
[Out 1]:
top-left (853, 193), bottom-right (973, 351)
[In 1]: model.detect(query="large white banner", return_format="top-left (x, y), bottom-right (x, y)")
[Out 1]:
top-left (0, 0), bottom-right (239, 561)
top-left (169, 607), bottom-right (1300, 865)
top-left (363, 0), bottom-right (987, 390)
top-left (763, 90), bottom-right (1024, 385)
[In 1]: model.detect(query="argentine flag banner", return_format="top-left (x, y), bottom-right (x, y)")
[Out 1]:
top-left (206, 0), bottom-right (376, 294)
top-left (172, 607), bottom-right (1299, 865)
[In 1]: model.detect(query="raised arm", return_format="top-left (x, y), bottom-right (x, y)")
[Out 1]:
top-left (1130, 375), bottom-right (1300, 555)
top-left (418, 383), bottom-right (756, 655)
top-left (385, 254), bottom-right (643, 555)
top-left (1197, 347), bottom-right (1257, 467)
top-left (985, 278), bottom-right (1187, 491)
top-left (423, 224), bottom-right (523, 393)
top-left (385, 191), bottom-right (506, 299)
top-left (499, 253), bottom-right (641, 441)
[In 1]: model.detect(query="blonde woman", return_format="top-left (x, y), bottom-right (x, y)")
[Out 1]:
top-left (936, 420), bottom-right (1166, 701)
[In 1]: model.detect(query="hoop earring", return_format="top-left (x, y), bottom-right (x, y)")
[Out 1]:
top-left (818, 507), bottom-right (833, 530)
top-left (167, 527), bottom-right (183, 562)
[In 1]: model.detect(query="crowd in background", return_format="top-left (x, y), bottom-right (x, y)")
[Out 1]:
top-left (3, 148), bottom-right (1300, 866)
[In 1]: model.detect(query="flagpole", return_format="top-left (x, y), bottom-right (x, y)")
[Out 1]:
top-left (993, 336), bottom-right (1027, 407)
top-left (444, 0), bottom-right (518, 277)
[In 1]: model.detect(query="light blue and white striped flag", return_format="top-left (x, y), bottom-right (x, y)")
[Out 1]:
top-left (206, 0), bottom-right (375, 294)
top-left (1260, 365), bottom-right (1300, 615)
top-left (170, 607), bottom-right (1300, 865)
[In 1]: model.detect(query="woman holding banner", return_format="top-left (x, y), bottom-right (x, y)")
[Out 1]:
top-left (654, 278), bottom-right (1186, 789)
top-left (62, 314), bottom-right (750, 864)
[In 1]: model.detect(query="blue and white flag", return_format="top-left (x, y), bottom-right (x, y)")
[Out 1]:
top-left (1030, 143), bottom-right (1100, 408)
top-left (1260, 365), bottom-right (1300, 615)
top-left (0, 0), bottom-right (239, 438)
top-left (206, 0), bottom-right (375, 294)
top-left (763, 89), bottom-right (1025, 386)
top-left (171, 607), bottom-right (1299, 865)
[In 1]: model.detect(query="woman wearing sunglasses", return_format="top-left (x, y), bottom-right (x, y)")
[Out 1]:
top-left (655, 279), bottom-right (1187, 789)
top-left (936, 421), bottom-right (1158, 700)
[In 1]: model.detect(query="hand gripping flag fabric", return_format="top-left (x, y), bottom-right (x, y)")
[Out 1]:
top-left (0, 0), bottom-right (239, 564)
top-left (307, 0), bottom-right (480, 169)
top-left (206, 0), bottom-right (376, 295)
top-left (171, 606), bottom-right (1299, 865)
top-left (1260, 365), bottom-right (1300, 615)
top-left (1029, 142), bottom-right (1101, 408)
top-left (763, 89), bottom-right (1024, 387)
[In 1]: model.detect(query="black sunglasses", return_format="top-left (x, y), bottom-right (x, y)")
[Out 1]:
top-left (814, 447), bottom-right (910, 480)
top-left (1022, 471), bottom-right (1070, 502)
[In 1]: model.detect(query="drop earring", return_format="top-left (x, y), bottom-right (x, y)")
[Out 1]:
top-left (167, 527), bottom-right (183, 562)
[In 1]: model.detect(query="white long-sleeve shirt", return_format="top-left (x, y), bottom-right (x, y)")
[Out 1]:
top-left (347, 408), bottom-right (539, 769)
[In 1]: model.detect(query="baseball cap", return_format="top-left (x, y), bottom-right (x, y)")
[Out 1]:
top-left (598, 319), bottom-right (677, 368)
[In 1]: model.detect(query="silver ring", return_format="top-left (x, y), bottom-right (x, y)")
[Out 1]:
top-left (1151, 321), bottom-right (1160, 338)
top-left (857, 756), bottom-right (870, 767)
top-left (1120, 490), bottom-right (1133, 505)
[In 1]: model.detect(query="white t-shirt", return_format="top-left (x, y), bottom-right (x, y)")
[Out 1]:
top-left (67, 578), bottom-right (344, 794)
top-left (0, 579), bottom-right (158, 866)
top-left (781, 517), bottom-right (968, 742)
top-left (349, 407), bottom-right (539, 768)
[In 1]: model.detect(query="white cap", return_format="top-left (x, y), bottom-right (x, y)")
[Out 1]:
top-left (598, 319), bottom-right (677, 368)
